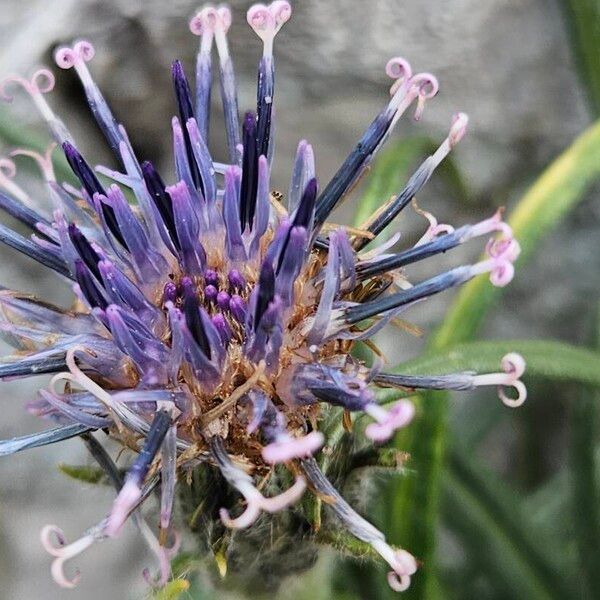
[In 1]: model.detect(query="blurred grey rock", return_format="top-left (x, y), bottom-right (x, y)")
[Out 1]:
top-left (0, 0), bottom-right (589, 185)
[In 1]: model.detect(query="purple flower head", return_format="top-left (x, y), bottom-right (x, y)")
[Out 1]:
top-left (0, 1), bottom-right (527, 592)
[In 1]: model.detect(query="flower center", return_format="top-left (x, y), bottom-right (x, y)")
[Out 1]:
top-left (162, 267), bottom-right (250, 348)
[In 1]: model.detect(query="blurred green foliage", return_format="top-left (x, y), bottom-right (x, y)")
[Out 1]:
top-left (0, 106), bottom-right (73, 183)
top-left (562, 0), bottom-right (600, 116)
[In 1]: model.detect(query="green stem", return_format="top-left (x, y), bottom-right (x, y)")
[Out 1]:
top-left (569, 306), bottom-right (600, 597)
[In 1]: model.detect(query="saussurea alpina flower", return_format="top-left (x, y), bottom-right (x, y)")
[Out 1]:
top-left (0, 1), bottom-right (526, 592)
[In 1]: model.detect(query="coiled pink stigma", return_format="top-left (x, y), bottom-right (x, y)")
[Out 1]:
top-left (55, 41), bottom-right (95, 70)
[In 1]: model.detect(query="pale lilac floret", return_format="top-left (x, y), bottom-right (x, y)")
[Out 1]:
top-left (0, 157), bottom-right (35, 208)
top-left (40, 523), bottom-right (103, 589)
top-left (262, 430), bottom-right (325, 464)
top-left (472, 352), bottom-right (527, 407)
top-left (371, 539), bottom-right (419, 592)
top-left (188, 6), bottom-right (217, 140)
top-left (212, 436), bottom-right (306, 529)
top-left (288, 140), bottom-right (315, 212)
top-left (11, 142), bottom-right (57, 184)
top-left (364, 400), bottom-right (416, 443)
top-left (0, 68), bottom-right (71, 143)
top-left (414, 205), bottom-right (455, 246)
top-left (374, 353), bottom-right (527, 408)
top-left (218, 475), bottom-right (306, 528)
top-left (106, 479), bottom-right (141, 537)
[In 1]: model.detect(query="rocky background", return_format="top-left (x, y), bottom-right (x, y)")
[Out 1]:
top-left (0, 0), bottom-right (596, 598)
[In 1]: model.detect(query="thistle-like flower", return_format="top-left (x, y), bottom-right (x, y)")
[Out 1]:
top-left (0, 2), bottom-right (526, 593)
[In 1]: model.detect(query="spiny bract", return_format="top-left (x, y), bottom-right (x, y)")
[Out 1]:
top-left (0, 1), bottom-right (525, 592)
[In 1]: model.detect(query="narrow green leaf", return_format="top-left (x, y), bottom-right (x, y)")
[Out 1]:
top-left (523, 444), bottom-right (600, 535)
top-left (443, 446), bottom-right (574, 600)
top-left (385, 119), bottom-right (600, 599)
top-left (58, 463), bottom-right (107, 485)
top-left (569, 306), bottom-right (600, 597)
top-left (376, 339), bottom-right (600, 404)
top-left (561, 0), bottom-right (600, 116)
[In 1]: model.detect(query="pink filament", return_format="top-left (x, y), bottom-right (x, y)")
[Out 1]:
top-left (262, 431), bottom-right (325, 464)
top-left (0, 69), bottom-right (55, 102)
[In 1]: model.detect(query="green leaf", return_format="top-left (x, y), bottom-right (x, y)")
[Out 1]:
top-left (569, 306), bottom-right (600, 597)
top-left (58, 463), bottom-right (107, 485)
top-left (151, 579), bottom-right (190, 600)
top-left (561, 0), bottom-right (600, 116)
top-left (384, 119), bottom-right (600, 598)
top-left (376, 339), bottom-right (600, 405)
top-left (443, 446), bottom-right (574, 600)
top-left (524, 445), bottom-right (600, 537)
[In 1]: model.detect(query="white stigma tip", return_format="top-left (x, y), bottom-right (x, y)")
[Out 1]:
top-left (498, 353), bottom-right (527, 407)
top-left (219, 475), bottom-right (306, 529)
top-left (0, 158), bottom-right (16, 179)
top-left (189, 6), bottom-right (219, 36)
top-left (217, 6), bottom-right (233, 32)
top-left (11, 142), bottom-right (57, 182)
top-left (0, 69), bottom-right (55, 102)
top-left (409, 73), bottom-right (439, 120)
top-left (386, 57), bottom-right (412, 95)
top-left (40, 524), bottom-right (98, 589)
top-left (55, 40), bottom-right (95, 70)
top-left (413, 202), bottom-right (455, 246)
top-left (247, 1), bottom-right (292, 46)
top-left (449, 112), bottom-right (469, 147)
top-left (471, 352), bottom-right (527, 407)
